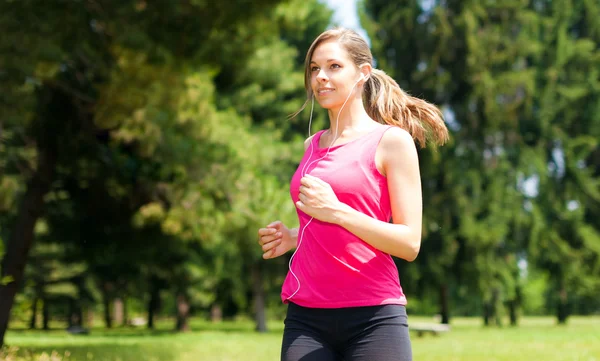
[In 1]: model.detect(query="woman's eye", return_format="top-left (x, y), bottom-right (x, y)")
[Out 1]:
top-left (331, 64), bottom-right (341, 69)
top-left (311, 66), bottom-right (319, 72)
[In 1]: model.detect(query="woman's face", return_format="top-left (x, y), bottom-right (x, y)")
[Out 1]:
top-left (309, 40), bottom-right (362, 110)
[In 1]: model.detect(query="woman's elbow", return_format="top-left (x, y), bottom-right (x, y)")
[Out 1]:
top-left (404, 240), bottom-right (421, 262)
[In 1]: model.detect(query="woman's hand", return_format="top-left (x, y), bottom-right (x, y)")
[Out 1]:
top-left (296, 175), bottom-right (345, 224)
top-left (258, 221), bottom-right (297, 259)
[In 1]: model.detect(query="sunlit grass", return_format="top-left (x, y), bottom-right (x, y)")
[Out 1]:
top-left (5, 316), bottom-right (599, 361)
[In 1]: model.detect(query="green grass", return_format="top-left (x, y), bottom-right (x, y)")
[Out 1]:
top-left (4, 316), bottom-right (599, 361)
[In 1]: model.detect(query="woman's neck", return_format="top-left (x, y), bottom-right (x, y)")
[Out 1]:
top-left (327, 99), bottom-right (374, 137)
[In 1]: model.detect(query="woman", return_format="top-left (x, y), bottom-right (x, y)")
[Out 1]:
top-left (258, 27), bottom-right (448, 361)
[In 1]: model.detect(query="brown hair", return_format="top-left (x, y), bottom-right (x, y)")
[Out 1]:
top-left (295, 27), bottom-right (449, 148)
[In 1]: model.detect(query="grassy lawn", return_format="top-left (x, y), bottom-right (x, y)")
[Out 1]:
top-left (3, 316), bottom-right (599, 361)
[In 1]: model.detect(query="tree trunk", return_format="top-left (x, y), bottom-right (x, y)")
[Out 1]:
top-left (493, 288), bottom-right (502, 327)
top-left (122, 297), bottom-right (129, 326)
top-left (147, 298), bottom-right (155, 330)
top-left (175, 294), bottom-right (190, 332)
top-left (73, 280), bottom-right (84, 327)
top-left (68, 299), bottom-right (75, 328)
top-left (86, 307), bottom-right (94, 328)
top-left (147, 280), bottom-right (160, 330)
top-left (483, 301), bottom-right (491, 326)
top-left (42, 298), bottom-right (50, 330)
top-left (508, 299), bottom-right (518, 326)
top-left (113, 298), bottom-right (124, 326)
top-left (557, 286), bottom-right (569, 324)
top-left (439, 284), bottom-right (450, 324)
top-left (102, 287), bottom-right (112, 329)
top-left (29, 298), bottom-right (38, 329)
top-left (67, 299), bottom-right (82, 328)
top-left (251, 262), bottom-right (267, 333)
top-left (210, 304), bottom-right (222, 323)
top-left (0, 148), bottom-right (56, 347)
top-left (71, 300), bottom-right (82, 328)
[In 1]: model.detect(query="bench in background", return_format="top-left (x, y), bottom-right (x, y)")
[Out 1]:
top-left (410, 323), bottom-right (450, 337)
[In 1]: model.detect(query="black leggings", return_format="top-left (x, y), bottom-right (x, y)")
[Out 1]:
top-left (281, 302), bottom-right (412, 361)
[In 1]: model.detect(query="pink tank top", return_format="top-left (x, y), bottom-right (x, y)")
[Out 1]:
top-left (282, 125), bottom-right (407, 308)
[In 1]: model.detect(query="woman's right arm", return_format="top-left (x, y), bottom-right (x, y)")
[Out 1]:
top-left (257, 134), bottom-right (313, 259)
top-left (258, 222), bottom-right (298, 259)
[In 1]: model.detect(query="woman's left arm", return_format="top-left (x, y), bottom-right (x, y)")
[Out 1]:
top-left (296, 127), bottom-right (422, 261)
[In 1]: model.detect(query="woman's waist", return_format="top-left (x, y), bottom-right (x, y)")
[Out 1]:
top-left (282, 275), bottom-right (405, 308)
top-left (290, 249), bottom-right (399, 283)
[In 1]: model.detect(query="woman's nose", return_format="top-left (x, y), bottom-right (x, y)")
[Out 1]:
top-left (316, 69), bottom-right (328, 82)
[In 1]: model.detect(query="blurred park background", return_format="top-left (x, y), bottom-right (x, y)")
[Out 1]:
top-left (1, 0), bottom-right (599, 360)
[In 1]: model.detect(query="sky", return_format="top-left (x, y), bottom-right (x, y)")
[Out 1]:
top-left (322, 0), bottom-right (370, 43)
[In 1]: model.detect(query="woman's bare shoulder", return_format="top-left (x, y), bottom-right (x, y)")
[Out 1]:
top-left (380, 126), bottom-right (417, 154)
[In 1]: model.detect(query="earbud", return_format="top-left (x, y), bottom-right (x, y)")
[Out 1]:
top-left (356, 73), bottom-right (368, 84)
top-left (355, 73), bottom-right (364, 85)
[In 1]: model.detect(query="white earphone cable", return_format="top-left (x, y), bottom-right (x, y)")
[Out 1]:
top-left (286, 75), bottom-right (363, 301)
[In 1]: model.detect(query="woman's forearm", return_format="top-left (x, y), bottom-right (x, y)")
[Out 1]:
top-left (290, 227), bottom-right (299, 249)
top-left (332, 203), bottom-right (421, 261)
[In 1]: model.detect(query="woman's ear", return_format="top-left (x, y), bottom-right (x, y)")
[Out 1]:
top-left (359, 63), bottom-right (372, 83)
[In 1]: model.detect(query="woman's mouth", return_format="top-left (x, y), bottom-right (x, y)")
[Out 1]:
top-left (317, 88), bottom-right (335, 95)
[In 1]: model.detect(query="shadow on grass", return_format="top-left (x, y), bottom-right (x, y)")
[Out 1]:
top-left (8, 327), bottom-right (177, 337)
top-left (8, 321), bottom-right (286, 343)
top-left (196, 324), bottom-right (283, 335)
top-left (18, 344), bottom-right (179, 361)
top-left (188, 319), bottom-right (285, 335)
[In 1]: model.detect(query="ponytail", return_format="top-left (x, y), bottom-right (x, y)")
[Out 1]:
top-left (364, 69), bottom-right (449, 148)
top-left (297, 27), bottom-right (449, 148)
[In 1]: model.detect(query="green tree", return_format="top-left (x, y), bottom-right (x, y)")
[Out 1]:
top-left (195, 0), bottom-right (333, 331)
top-left (523, 0), bottom-right (600, 323)
top-left (360, 0), bottom-right (600, 325)
top-left (0, 0), bottom-right (286, 346)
